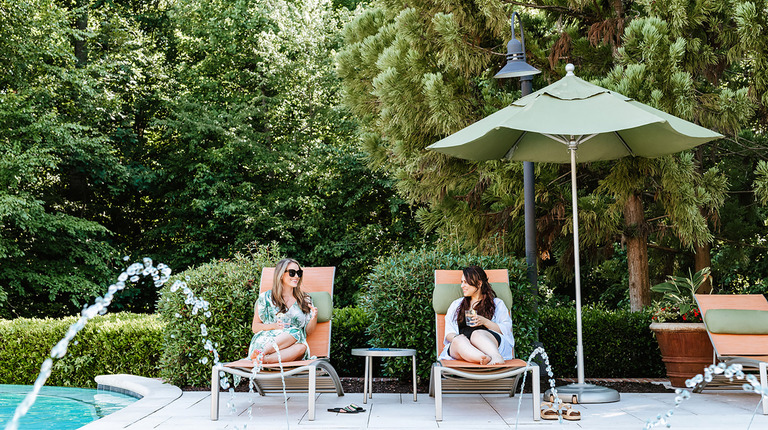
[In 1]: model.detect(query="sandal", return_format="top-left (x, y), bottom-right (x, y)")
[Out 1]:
top-left (348, 403), bottom-right (366, 412)
top-left (560, 404), bottom-right (581, 421)
top-left (327, 405), bottom-right (361, 414)
top-left (540, 402), bottom-right (559, 420)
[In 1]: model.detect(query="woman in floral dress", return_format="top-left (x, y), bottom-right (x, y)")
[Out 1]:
top-left (248, 258), bottom-right (318, 363)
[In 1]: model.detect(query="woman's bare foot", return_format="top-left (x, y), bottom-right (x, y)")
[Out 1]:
top-left (479, 355), bottom-right (491, 365)
top-left (262, 353), bottom-right (280, 363)
top-left (488, 354), bottom-right (505, 365)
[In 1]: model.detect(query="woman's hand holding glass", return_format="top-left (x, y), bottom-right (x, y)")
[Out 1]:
top-left (472, 314), bottom-right (489, 327)
top-left (274, 313), bottom-right (290, 330)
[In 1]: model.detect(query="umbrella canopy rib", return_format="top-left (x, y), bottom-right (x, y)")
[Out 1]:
top-left (614, 131), bottom-right (635, 157)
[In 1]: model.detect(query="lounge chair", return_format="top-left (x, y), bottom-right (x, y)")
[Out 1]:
top-left (694, 293), bottom-right (768, 414)
top-left (210, 266), bottom-right (344, 421)
top-left (429, 269), bottom-right (540, 421)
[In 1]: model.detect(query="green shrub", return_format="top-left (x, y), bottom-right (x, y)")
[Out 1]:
top-left (539, 305), bottom-right (665, 378)
top-left (361, 247), bottom-right (534, 380)
top-left (157, 245), bottom-right (281, 387)
top-left (329, 306), bottom-right (372, 376)
top-left (0, 313), bottom-right (163, 387)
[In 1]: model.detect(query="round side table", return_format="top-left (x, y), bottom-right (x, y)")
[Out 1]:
top-left (351, 348), bottom-right (417, 403)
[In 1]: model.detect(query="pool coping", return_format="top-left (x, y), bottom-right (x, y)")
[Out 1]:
top-left (78, 374), bottom-right (182, 429)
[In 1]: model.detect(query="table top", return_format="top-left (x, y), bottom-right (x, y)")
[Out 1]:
top-left (351, 348), bottom-right (417, 357)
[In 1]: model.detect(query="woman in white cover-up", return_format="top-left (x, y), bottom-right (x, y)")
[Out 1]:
top-left (439, 266), bottom-right (514, 365)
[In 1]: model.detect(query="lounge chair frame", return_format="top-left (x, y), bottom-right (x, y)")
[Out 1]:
top-left (694, 293), bottom-right (768, 414)
top-left (429, 269), bottom-right (540, 421)
top-left (210, 266), bottom-right (344, 421)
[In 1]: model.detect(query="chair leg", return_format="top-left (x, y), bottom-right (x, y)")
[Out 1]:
top-left (210, 366), bottom-right (220, 420)
top-left (317, 360), bottom-right (345, 396)
top-left (508, 374), bottom-right (521, 397)
top-left (428, 365), bottom-right (435, 397)
top-left (412, 355), bottom-right (418, 402)
top-left (309, 364), bottom-right (317, 421)
top-left (434, 365), bottom-right (443, 421)
top-left (531, 364), bottom-right (541, 421)
top-left (760, 361), bottom-right (767, 415)
top-left (363, 353), bottom-right (369, 403)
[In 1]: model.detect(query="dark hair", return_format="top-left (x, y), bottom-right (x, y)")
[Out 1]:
top-left (455, 266), bottom-right (496, 326)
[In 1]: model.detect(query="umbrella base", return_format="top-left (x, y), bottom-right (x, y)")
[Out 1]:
top-left (544, 383), bottom-right (620, 404)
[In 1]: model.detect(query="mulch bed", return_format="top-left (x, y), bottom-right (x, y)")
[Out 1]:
top-left (340, 377), bottom-right (672, 394)
top-left (191, 377), bottom-right (672, 394)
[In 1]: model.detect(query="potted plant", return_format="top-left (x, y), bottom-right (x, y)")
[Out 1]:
top-left (649, 267), bottom-right (714, 387)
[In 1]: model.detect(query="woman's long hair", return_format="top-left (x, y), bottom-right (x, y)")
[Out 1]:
top-left (271, 258), bottom-right (311, 314)
top-left (455, 266), bottom-right (496, 326)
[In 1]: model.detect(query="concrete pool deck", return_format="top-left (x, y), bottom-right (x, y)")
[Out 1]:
top-left (83, 374), bottom-right (768, 429)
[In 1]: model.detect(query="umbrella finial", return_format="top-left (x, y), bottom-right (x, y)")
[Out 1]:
top-left (566, 63), bottom-right (575, 76)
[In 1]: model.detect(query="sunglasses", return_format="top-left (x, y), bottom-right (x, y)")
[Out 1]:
top-left (286, 269), bottom-right (303, 278)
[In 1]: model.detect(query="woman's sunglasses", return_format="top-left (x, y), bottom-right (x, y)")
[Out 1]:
top-left (286, 269), bottom-right (303, 278)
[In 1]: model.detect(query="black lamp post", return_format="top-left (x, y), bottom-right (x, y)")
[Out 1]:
top-left (493, 13), bottom-right (621, 406)
top-left (494, 12), bottom-right (540, 340)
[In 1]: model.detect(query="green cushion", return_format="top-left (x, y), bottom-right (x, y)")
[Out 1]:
top-left (308, 292), bottom-right (333, 323)
top-left (433, 284), bottom-right (462, 314)
top-left (432, 282), bottom-right (513, 314)
top-left (704, 309), bottom-right (768, 334)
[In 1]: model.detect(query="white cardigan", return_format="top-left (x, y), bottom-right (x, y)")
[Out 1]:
top-left (438, 297), bottom-right (515, 361)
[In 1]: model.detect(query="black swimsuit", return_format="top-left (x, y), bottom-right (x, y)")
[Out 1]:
top-left (458, 325), bottom-right (501, 345)
top-left (447, 322), bottom-right (502, 357)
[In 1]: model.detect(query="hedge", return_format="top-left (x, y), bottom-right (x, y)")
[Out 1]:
top-left (0, 306), bottom-right (665, 388)
top-left (328, 306), bottom-right (372, 376)
top-left (539, 305), bottom-right (665, 378)
top-left (0, 313), bottom-right (164, 387)
top-left (157, 248), bottom-right (278, 387)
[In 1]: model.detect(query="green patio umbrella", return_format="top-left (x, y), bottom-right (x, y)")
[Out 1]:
top-left (427, 64), bottom-right (722, 403)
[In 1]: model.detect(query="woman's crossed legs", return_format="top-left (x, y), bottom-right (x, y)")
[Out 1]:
top-left (260, 332), bottom-right (307, 363)
top-left (448, 331), bottom-right (505, 365)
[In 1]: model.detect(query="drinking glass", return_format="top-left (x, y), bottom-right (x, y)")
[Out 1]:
top-left (279, 314), bottom-right (291, 328)
top-left (465, 309), bottom-right (477, 327)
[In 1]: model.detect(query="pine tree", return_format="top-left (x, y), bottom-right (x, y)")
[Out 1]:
top-left (338, 0), bottom-right (768, 310)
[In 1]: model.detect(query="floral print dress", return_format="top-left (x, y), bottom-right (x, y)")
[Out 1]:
top-left (248, 290), bottom-right (314, 360)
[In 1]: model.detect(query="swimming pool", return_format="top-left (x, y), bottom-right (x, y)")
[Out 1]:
top-left (0, 384), bottom-right (138, 430)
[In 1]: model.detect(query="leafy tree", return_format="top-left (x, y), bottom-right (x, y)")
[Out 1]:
top-left (131, 0), bottom-right (424, 305)
top-left (0, 0), bottom-right (126, 317)
top-left (336, 1), bottom-right (639, 306)
top-left (337, 0), bottom-right (768, 311)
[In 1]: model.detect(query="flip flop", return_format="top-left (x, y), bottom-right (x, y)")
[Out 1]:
top-left (348, 403), bottom-right (366, 412)
top-left (540, 401), bottom-right (559, 420)
top-left (327, 405), bottom-right (360, 414)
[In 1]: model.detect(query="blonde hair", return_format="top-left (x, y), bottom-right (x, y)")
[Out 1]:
top-left (271, 258), bottom-right (311, 314)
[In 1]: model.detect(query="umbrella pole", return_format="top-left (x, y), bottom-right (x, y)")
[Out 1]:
top-left (543, 141), bottom-right (620, 404)
top-left (570, 144), bottom-right (585, 385)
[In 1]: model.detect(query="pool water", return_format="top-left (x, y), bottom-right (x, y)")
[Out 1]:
top-left (0, 385), bottom-right (137, 430)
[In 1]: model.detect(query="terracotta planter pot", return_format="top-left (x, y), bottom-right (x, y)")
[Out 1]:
top-left (649, 322), bottom-right (714, 388)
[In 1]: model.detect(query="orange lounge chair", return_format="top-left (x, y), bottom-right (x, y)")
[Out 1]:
top-left (694, 293), bottom-right (768, 414)
top-left (429, 269), bottom-right (540, 421)
top-left (210, 266), bottom-right (343, 421)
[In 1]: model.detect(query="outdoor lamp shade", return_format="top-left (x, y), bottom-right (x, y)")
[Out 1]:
top-left (494, 59), bottom-right (541, 79)
top-left (493, 14), bottom-right (540, 79)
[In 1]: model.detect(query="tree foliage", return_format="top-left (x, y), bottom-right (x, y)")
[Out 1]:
top-left (1, 0), bottom-right (424, 316)
top-left (337, 0), bottom-right (768, 309)
top-left (0, 0), bottom-right (126, 317)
